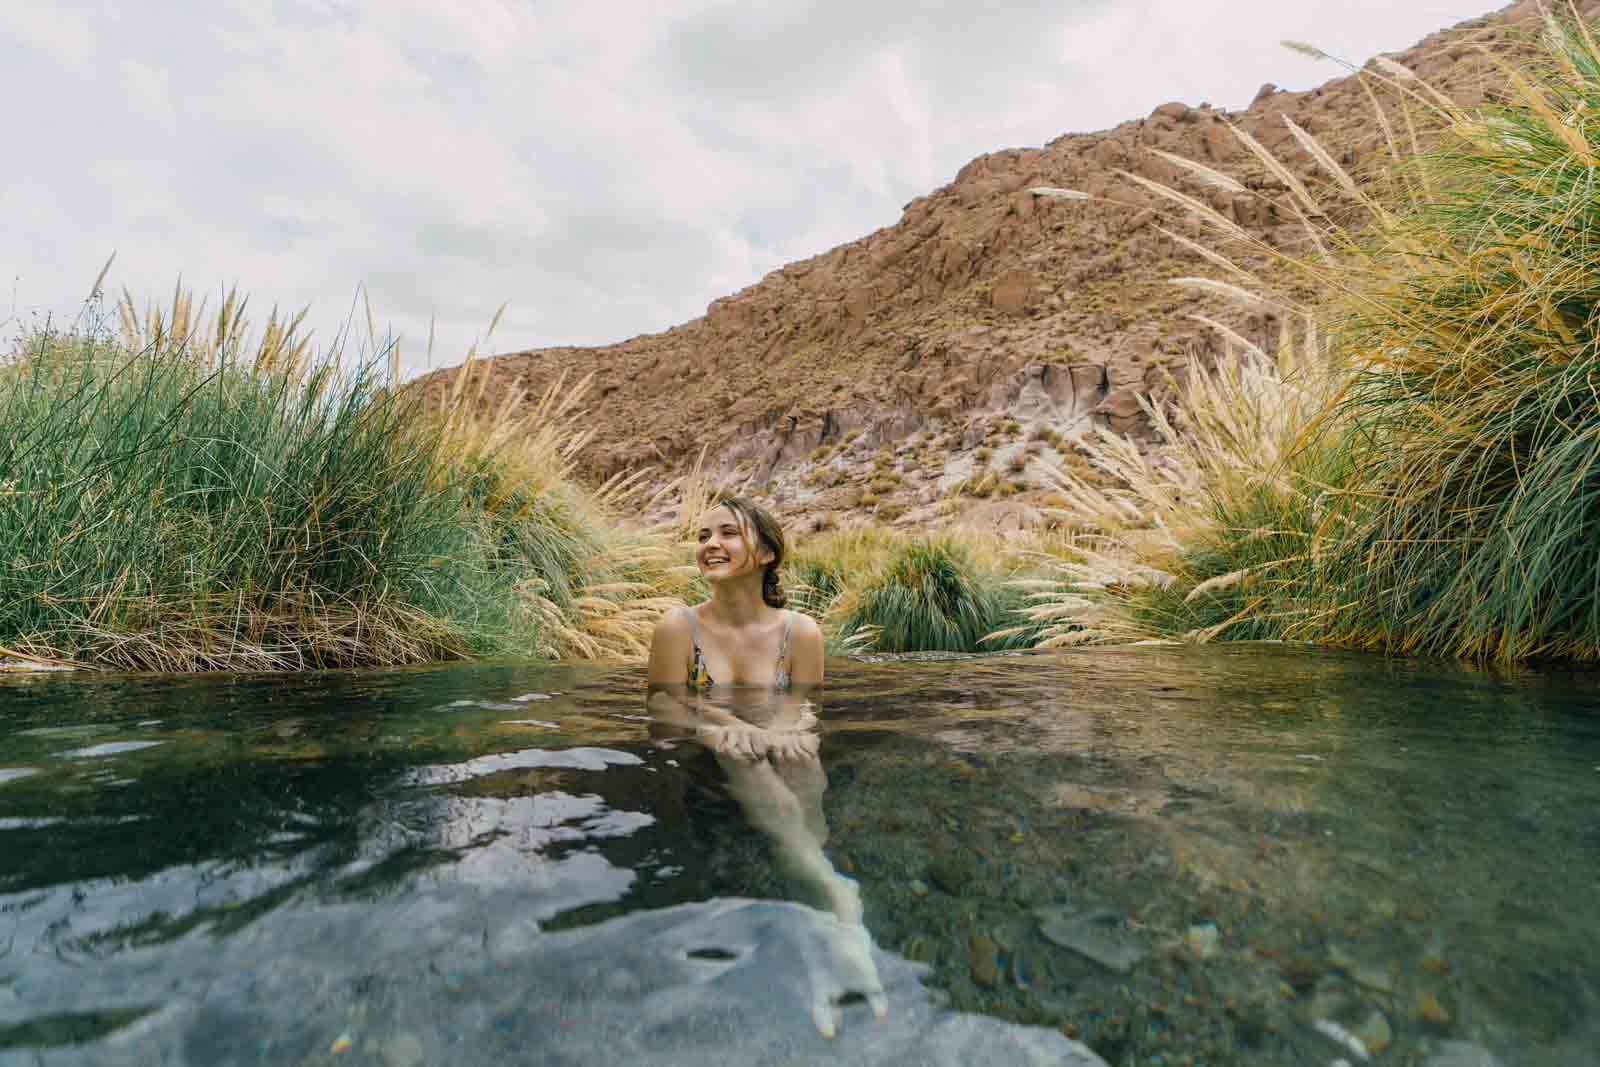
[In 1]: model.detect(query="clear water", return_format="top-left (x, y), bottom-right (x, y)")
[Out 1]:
top-left (1, 646), bottom-right (1597, 1065)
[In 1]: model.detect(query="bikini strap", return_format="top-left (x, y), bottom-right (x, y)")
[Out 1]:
top-left (686, 605), bottom-right (703, 655)
top-left (776, 609), bottom-right (795, 665)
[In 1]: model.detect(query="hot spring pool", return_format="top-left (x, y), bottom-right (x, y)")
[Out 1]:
top-left (1, 646), bottom-right (1596, 1065)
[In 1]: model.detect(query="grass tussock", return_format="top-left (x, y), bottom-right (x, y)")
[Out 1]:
top-left (1315, 12), bottom-right (1600, 660)
top-left (784, 529), bottom-right (1045, 653)
top-left (1026, 5), bottom-right (1600, 663)
top-left (1, 290), bottom-right (693, 670)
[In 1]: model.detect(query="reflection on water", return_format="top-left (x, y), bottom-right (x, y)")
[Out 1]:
top-left (0, 648), bottom-right (1597, 1065)
top-left (56, 741), bottom-right (165, 759)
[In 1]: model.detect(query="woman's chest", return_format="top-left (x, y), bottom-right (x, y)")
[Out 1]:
top-left (695, 624), bottom-right (785, 687)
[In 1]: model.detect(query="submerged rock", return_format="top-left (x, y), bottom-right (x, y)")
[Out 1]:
top-left (1413, 989), bottom-right (1452, 1025)
top-left (1328, 942), bottom-right (1396, 994)
top-left (1424, 1042), bottom-right (1504, 1067)
top-left (1184, 922), bottom-right (1221, 960)
top-left (22, 894), bottom-right (1107, 1066)
top-left (1352, 1010), bottom-right (1393, 1054)
top-left (1350, 962), bottom-right (1397, 995)
top-left (967, 932), bottom-right (1002, 988)
top-left (1035, 906), bottom-right (1147, 974)
top-left (380, 1034), bottom-right (424, 1067)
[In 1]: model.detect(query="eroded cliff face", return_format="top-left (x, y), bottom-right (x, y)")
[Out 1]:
top-left (410, 2), bottom-right (1566, 530)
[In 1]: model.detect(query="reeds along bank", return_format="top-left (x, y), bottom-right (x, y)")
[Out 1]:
top-left (1022, 8), bottom-right (1600, 664)
top-left (0, 300), bottom-right (692, 671)
top-left (0, 299), bottom-right (1053, 671)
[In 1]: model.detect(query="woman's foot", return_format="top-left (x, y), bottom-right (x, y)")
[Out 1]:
top-left (825, 872), bottom-right (864, 926)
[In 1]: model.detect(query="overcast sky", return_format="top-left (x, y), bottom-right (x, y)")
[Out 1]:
top-left (2, 1), bottom-right (1481, 376)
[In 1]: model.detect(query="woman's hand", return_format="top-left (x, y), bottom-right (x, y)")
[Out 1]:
top-left (760, 697), bottom-right (819, 762)
top-left (764, 727), bottom-right (820, 763)
top-left (697, 721), bottom-right (770, 762)
top-left (697, 719), bottom-right (819, 763)
top-left (782, 705), bottom-right (820, 734)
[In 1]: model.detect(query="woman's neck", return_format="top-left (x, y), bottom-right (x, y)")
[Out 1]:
top-left (702, 577), bottom-right (770, 628)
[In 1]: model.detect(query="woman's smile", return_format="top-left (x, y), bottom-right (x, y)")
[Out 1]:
top-left (695, 505), bottom-right (766, 577)
top-left (697, 545), bottom-right (736, 571)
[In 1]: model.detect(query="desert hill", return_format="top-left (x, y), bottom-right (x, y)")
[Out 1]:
top-left (412, 1), bottom-right (1566, 532)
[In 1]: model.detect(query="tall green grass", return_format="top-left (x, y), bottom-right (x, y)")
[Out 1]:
top-left (1315, 14), bottom-right (1600, 660)
top-left (1027, 7), bottom-right (1600, 664)
top-left (786, 531), bottom-right (1045, 653)
top-left (0, 298), bottom-right (693, 670)
top-left (1, 329), bottom-right (483, 668)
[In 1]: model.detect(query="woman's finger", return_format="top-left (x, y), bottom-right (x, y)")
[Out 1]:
top-left (739, 728), bottom-right (764, 762)
top-left (809, 987), bottom-right (838, 1039)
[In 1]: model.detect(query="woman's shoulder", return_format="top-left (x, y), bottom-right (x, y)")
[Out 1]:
top-left (652, 605), bottom-right (694, 638)
top-left (784, 609), bottom-right (822, 640)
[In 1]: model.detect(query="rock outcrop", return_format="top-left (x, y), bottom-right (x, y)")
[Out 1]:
top-left (410, 2), bottom-right (1579, 527)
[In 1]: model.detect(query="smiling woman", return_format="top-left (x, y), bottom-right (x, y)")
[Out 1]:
top-left (640, 494), bottom-right (881, 1036)
top-left (648, 495), bottom-right (823, 697)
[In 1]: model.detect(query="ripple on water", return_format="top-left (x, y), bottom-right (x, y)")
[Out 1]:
top-left (404, 745), bottom-right (643, 786)
top-left (19, 724), bottom-right (115, 739)
top-left (1, 648), bottom-right (1595, 1067)
top-left (0, 815), bottom-right (146, 830)
top-left (56, 741), bottom-right (165, 759)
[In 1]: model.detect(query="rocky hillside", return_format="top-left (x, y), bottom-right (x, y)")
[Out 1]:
top-left (412, 1), bottom-right (1565, 533)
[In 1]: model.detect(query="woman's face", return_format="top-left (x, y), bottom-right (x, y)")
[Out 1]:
top-left (695, 505), bottom-right (770, 580)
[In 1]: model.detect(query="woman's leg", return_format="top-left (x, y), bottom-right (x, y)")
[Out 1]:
top-left (717, 754), bottom-right (860, 924)
top-left (773, 754), bottom-right (829, 847)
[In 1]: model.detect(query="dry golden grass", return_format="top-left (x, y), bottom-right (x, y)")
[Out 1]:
top-left (1020, 5), bottom-right (1600, 661)
top-left (5, 282), bottom-right (699, 669)
top-left (426, 356), bottom-right (700, 662)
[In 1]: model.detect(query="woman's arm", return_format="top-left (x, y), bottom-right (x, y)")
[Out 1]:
top-left (645, 607), bottom-right (765, 758)
top-left (645, 608), bottom-right (698, 724)
top-left (787, 612), bottom-right (825, 686)
top-left (646, 608), bottom-right (691, 687)
top-left (758, 614), bottom-right (826, 761)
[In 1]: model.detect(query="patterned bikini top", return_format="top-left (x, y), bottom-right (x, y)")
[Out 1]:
top-left (687, 606), bottom-right (795, 691)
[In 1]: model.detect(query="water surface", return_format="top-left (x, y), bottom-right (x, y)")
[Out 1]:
top-left (1, 646), bottom-right (1596, 1065)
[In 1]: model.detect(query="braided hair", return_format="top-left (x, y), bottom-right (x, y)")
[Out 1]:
top-left (714, 495), bottom-right (788, 609)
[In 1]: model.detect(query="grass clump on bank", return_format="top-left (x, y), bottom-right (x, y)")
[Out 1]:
top-left (1313, 16), bottom-right (1600, 660)
top-left (0, 292), bottom-right (691, 670)
top-left (784, 529), bottom-right (1045, 653)
top-left (1024, 329), bottom-right (1349, 647)
top-left (1026, 8), bottom-right (1600, 663)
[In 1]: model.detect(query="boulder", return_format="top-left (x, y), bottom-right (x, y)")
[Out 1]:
top-left (990, 269), bottom-right (1039, 315)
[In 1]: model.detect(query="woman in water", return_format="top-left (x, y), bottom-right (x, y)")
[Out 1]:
top-left (647, 495), bottom-right (824, 761)
top-left (646, 497), bottom-right (879, 1016)
top-left (645, 496), bottom-right (883, 1033)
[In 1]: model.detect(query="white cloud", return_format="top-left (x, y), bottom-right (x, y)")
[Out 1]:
top-left (0, 0), bottom-right (1480, 375)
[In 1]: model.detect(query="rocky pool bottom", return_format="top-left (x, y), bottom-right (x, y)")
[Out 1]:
top-left (0, 647), bottom-right (1596, 1065)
